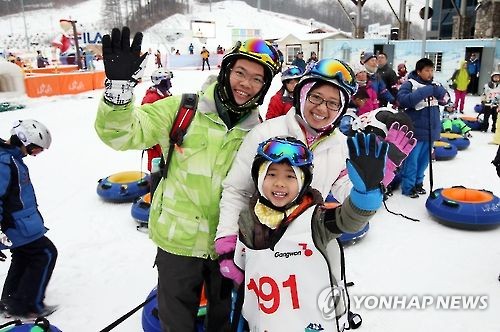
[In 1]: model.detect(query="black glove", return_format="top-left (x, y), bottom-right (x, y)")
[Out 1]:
top-left (346, 133), bottom-right (389, 211)
top-left (102, 27), bottom-right (148, 83)
top-left (0, 251), bottom-right (7, 262)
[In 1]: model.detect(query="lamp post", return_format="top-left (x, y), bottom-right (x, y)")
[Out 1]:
top-left (310, 18), bottom-right (314, 32)
top-left (20, 0), bottom-right (30, 50)
top-left (407, 3), bottom-right (413, 39)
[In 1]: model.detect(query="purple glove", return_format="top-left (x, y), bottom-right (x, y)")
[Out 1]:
top-left (215, 236), bottom-right (243, 285)
top-left (383, 122), bottom-right (417, 186)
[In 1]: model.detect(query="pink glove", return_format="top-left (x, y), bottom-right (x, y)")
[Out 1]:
top-left (383, 122), bottom-right (417, 187)
top-left (215, 236), bottom-right (244, 285)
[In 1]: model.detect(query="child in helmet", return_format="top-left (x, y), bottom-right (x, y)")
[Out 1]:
top-left (141, 68), bottom-right (174, 171)
top-left (441, 104), bottom-right (472, 137)
top-left (480, 71), bottom-right (500, 133)
top-left (228, 135), bottom-right (387, 331)
top-left (0, 120), bottom-right (58, 318)
top-left (265, 65), bottom-right (304, 120)
top-left (96, 27), bottom-right (281, 331)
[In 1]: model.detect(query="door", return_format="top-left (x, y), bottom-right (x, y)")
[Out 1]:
top-left (477, 47), bottom-right (495, 94)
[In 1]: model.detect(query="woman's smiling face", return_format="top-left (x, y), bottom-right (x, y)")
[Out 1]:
top-left (302, 83), bottom-right (341, 130)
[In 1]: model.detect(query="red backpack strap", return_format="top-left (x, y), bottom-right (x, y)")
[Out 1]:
top-left (161, 93), bottom-right (199, 178)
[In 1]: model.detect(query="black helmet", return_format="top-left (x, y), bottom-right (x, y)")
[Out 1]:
top-left (251, 136), bottom-right (313, 210)
top-left (293, 58), bottom-right (358, 127)
top-left (217, 38), bottom-right (281, 114)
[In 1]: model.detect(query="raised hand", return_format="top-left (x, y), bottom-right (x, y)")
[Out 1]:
top-left (102, 27), bottom-right (148, 105)
top-left (346, 132), bottom-right (389, 211)
top-left (102, 27), bottom-right (148, 82)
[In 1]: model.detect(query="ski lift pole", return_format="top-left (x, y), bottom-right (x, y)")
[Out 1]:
top-left (70, 20), bottom-right (83, 70)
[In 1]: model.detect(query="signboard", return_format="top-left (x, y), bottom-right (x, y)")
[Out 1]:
top-left (191, 20), bottom-right (216, 38)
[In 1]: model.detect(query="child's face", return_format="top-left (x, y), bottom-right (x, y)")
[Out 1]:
top-left (417, 66), bottom-right (434, 81)
top-left (284, 79), bottom-right (299, 93)
top-left (355, 71), bottom-right (367, 82)
top-left (354, 97), bottom-right (367, 108)
top-left (492, 74), bottom-right (500, 82)
top-left (262, 163), bottom-right (299, 207)
top-left (229, 58), bottom-right (265, 105)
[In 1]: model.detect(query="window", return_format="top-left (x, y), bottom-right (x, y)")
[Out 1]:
top-left (426, 52), bottom-right (443, 72)
top-left (286, 44), bottom-right (302, 64)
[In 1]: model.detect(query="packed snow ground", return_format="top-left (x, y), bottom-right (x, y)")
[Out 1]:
top-left (0, 68), bottom-right (499, 331)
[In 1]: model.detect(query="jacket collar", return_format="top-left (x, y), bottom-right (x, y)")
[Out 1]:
top-left (197, 81), bottom-right (260, 131)
top-left (0, 139), bottom-right (24, 159)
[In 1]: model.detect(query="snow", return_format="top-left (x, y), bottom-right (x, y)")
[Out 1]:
top-left (1, 1), bottom-right (500, 331)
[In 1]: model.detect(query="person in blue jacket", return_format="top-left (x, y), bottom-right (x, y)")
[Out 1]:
top-left (397, 58), bottom-right (450, 198)
top-left (0, 119), bottom-right (58, 318)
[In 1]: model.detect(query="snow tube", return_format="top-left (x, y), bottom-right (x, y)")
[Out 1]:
top-left (426, 186), bottom-right (500, 230)
top-left (131, 193), bottom-right (151, 225)
top-left (460, 115), bottom-right (482, 131)
top-left (0, 317), bottom-right (62, 332)
top-left (339, 223), bottom-right (370, 244)
top-left (325, 194), bottom-right (369, 244)
top-left (433, 141), bottom-right (457, 161)
top-left (97, 171), bottom-right (150, 203)
top-left (142, 286), bottom-right (208, 332)
top-left (439, 133), bottom-right (470, 150)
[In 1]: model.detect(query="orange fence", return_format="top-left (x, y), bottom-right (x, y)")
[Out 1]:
top-left (24, 71), bottom-right (105, 98)
top-left (29, 65), bottom-right (79, 74)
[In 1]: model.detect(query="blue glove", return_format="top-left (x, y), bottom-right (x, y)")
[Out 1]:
top-left (346, 133), bottom-right (389, 211)
top-left (433, 84), bottom-right (447, 100)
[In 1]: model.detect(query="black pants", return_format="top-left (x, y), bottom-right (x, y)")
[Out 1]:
top-left (202, 59), bottom-right (210, 71)
top-left (1, 236), bottom-right (57, 314)
top-left (155, 248), bottom-right (232, 332)
top-left (468, 75), bottom-right (479, 94)
top-left (482, 105), bottom-right (498, 132)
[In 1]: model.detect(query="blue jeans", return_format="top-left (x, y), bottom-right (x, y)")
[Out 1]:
top-left (400, 141), bottom-right (431, 195)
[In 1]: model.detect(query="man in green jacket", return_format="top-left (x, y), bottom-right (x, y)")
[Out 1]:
top-left (95, 27), bottom-right (280, 331)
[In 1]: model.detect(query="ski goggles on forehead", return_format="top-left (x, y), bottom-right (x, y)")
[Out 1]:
top-left (311, 59), bottom-right (357, 93)
top-left (241, 39), bottom-right (279, 64)
top-left (285, 67), bottom-right (302, 76)
top-left (257, 138), bottom-right (313, 166)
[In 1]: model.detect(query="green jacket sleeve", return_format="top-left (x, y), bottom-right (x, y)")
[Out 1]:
top-left (94, 95), bottom-right (183, 151)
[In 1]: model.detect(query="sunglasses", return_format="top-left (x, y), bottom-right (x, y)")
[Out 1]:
top-left (310, 59), bottom-right (357, 94)
top-left (257, 137), bottom-right (313, 167)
